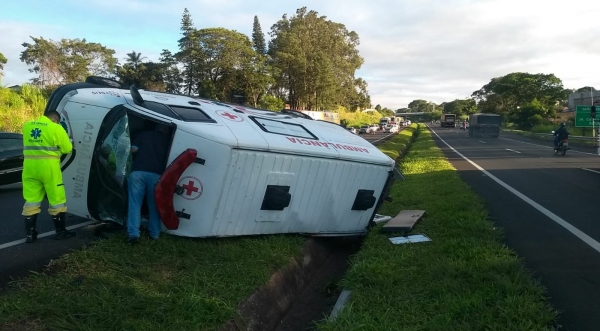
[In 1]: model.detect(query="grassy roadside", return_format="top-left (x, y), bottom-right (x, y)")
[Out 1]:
top-left (502, 128), bottom-right (597, 147)
top-left (0, 234), bottom-right (305, 330)
top-left (376, 123), bottom-right (418, 161)
top-left (316, 126), bottom-right (558, 331)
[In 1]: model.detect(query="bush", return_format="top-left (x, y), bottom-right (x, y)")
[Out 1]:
top-left (0, 85), bottom-right (47, 133)
top-left (338, 108), bottom-right (381, 127)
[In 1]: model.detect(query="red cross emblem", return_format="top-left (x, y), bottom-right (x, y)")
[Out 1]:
top-left (177, 176), bottom-right (203, 200)
top-left (182, 180), bottom-right (198, 195)
top-left (217, 110), bottom-right (244, 122)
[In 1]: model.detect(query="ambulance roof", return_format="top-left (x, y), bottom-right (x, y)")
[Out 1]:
top-left (56, 79), bottom-right (395, 167)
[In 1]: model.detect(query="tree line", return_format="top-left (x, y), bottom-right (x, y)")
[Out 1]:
top-left (387, 73), bottom-right (595, 130)
top-left (6, 7), bottom-right (371, 112)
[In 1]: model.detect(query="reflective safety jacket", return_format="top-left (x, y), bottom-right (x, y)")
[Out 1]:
top-left (22, 115), bottom-right (72, 160)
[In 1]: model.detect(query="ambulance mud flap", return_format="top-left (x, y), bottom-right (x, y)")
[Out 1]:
top-left (154, 148), bottom-right (198, 230)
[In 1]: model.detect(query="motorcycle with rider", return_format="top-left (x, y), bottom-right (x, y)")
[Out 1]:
top-left (553, 122), bottom-right (570, 155)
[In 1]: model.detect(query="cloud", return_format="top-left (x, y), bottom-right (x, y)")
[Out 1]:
top-left (0, 21), bottom-right (68, 86)
top-left (2, 0), bottom-right (600, 110)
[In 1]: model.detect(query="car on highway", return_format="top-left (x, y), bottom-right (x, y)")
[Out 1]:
top-left (347, 127), bottom-right (357, 134)
top-left (385, 125), bottom-right (399, 133)
top-left (0, 132), bottom-right (24, 186)
top-left (359, 125), bottom-right (376, 134)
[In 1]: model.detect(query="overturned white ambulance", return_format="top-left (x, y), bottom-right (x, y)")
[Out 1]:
top-left (49, 77), bottom-right (401, 238)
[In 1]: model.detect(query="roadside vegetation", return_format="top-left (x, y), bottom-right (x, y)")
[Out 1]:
top-left (316, 125), bottom-right (558, 331)
top-left (339, 107), bottom-right (383, 128)
top-left (0, 85), bottom-right (47, 132)
top-left (0, 234), bottom-right (305, 330)
top-left (376, 123), bottom-right (417, 161)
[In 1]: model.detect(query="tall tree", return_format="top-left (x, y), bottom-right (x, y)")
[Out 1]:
top-left (443, 99), bottom-right (477, 116)
top-left (176, 8), bottom-right (196, 95)
top-left (237, 54), bottom-right (274, 107)
top-left (268, 7), bottom-right (366, 110)
top-left (159, 49), bottom-right (182, 94)
top-left (20, 36), bottom-right (117, 87)
top-left (0, 52), bottom-right (6, 85)
top-left (188, 27), bottom-right (259, 101)
top-left (472, 72), bottom-right (565, 114)
top-left (125, 51), bottom-right (147, 70)
top-left (408, 99), bottom-right (433, 112)
top-left (252, 16), bottom-right (267, 55)
top-left (116, 60), bottom-right (166, 91)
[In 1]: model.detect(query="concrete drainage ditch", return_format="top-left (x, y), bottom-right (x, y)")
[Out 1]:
top-left (219, 236), bottom-right (364, 331)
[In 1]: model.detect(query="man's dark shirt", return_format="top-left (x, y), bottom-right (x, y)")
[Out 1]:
top-left (131, 131), bottom-right (169, 175)
top-left (555, 126), bottom-right (569, 139)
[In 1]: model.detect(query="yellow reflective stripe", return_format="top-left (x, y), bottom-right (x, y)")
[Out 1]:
top-left (24, 155), bottom-right (60, 159)
top-left (24, 146), bottom-right (59, 151)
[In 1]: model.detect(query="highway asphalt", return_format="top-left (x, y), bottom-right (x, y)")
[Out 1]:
top-left (429, 124), bottom-right (600, 331)
top-left (0, 182), bottom-right (101, 287)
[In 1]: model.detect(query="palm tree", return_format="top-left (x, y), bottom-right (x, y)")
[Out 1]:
top-left (125, 51), bottom-right (147, 70)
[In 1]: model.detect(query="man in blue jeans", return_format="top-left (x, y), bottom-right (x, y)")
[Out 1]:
top-left (127, 124), bottom-right (170, 244)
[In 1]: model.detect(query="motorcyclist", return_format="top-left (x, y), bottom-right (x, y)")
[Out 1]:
top-left (553, 123), bottom-right (569, 149)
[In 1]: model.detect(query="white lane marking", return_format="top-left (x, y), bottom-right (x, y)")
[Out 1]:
top-left (581, 168), bottom-right (600, 175)
top-left (479, 140), bottom-right (486, 144)
top-left (505, 148), bottom-right (521, 154)
top-left (0, 220), bottom-right (97, 250)
top-left (371, 132), bottom-right (396, 144)
top-left (427, 125), bottom-right (600, 254)
top-left (500, 136), bottom-right (597, 156)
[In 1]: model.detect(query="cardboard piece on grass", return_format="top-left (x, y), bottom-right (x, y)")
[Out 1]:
top-left (381, 210), bottom-right (426, 233)
top-left (389, 234), bottom-right (431, 245)
top-left (373, 214), bottom-right (392, 224)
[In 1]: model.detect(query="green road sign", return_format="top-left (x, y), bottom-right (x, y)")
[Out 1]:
top-left (575, 105), bottom-right (600, 127)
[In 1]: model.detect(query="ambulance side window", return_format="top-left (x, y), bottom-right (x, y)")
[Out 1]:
top-left (97, 115), bottom-right (132, 187)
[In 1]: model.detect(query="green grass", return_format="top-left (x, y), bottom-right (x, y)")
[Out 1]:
top-left (315, 125), bottom-right (558, 331)
top-left (0, 234), bottom-right (305, 331)
top-left (376, 124), bottom-right (418, 161)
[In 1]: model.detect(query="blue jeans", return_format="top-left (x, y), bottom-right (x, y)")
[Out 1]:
top-left (127, 171), bottom-right (162, 239)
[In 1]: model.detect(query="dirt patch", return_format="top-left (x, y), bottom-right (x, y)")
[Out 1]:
top-left (219, 236), bottom-right (363, 331)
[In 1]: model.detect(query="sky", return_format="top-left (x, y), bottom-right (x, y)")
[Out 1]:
top-left (1, 0), bottom-right (600, 110)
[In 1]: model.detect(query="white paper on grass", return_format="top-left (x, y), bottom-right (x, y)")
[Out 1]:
top-left (373, 214), bottom-right (392, 224)
top-left (389, 234), bottom-right (431, 245)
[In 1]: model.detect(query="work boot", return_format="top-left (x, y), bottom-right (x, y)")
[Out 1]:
top-left (24, 214), bottom-right (39, 243)
top-left (52, 212), bottom-right (76, 240)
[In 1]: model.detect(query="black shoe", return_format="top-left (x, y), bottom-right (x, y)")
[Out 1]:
top-left (52, 212), bottom-right (76, 240)
top-left (127, 237), bottom-right (140, 244)
top-left (24, 215), bottom-right (39, 243)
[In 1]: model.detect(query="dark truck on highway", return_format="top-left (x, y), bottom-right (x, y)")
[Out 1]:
top-left (440, 113), bottom-right (456, 128)
top-left (468, 113), bottom-right (501, 138)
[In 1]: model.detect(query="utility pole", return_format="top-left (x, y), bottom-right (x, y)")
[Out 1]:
top-left (592, 88), bottom-right (596, 141)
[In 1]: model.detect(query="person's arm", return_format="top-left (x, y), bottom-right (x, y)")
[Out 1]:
top-left (131, 132), bottom-right (142, 154)
top-left (56, 123), bottom-right (73, 154)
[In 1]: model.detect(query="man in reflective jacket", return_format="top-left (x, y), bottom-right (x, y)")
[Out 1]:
top-left (22, 110), bottom-right (75, 243)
